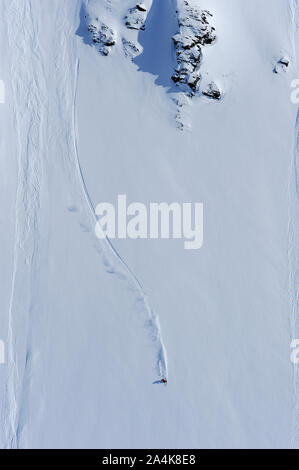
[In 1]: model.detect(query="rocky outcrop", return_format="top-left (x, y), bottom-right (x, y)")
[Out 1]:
top-left (202, 81), bottom-right (222, 100)
top-left (172, 1), bottom-right (216, 95)
top-left (124, 3), bottom-right (148, 31)
top-left (122, 38), bottom-right (141, 59)
top-left (87, 19), bottom-right (116, 56)
top-left (80, 0), bottom-right (221, 132)
top-left (274, 56), bottom-right (290, 74)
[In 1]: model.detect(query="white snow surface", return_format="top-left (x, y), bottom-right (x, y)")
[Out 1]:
top-left (0, 0), bottom-right (299, 449)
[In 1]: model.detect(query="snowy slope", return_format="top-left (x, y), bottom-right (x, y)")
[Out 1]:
top-left (0, 0), bottom-right (298, 449)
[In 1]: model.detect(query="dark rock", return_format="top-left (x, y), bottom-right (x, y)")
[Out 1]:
top-left (171, 1), bottom-right (216, 95)
top-left (274, 56), bottom-right (290, 74)
top-left (122, 38), bottom-right (140, 60)
top-left (124, 5), bottom-right (147, 30)
top-left (202, 82), bottom-right (222, 100)
top-left (87, 21), bottom-right (116, 56)
top-left (136, 3), bottom-right (147, 12)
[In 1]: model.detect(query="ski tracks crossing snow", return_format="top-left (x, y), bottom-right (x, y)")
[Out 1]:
top-left (2, 0), bottom-right (168, 448)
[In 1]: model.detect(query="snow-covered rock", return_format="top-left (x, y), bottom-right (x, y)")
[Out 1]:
top-left (124, 3), bottom-right (148, 31)
top-left (274, 56), bottom-right (290, 74)
top-left (202, 81), bottom-right (222, 100)
top-left (122, 38), bottom-right (140, 59)
top-left (1, 0), bottom-right (298, 450)
top-left (87, 19), bottom-right (116, 56)
top-left (172, 1), bottom-right (216, 95)
top-left (136, 2), bottom-right (147, 12)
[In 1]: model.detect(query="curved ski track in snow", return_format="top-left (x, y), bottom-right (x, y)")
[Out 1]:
top-left (2, 0), bottom-right (168, 449)
top-left (72, 58), bottom-right (168, 382)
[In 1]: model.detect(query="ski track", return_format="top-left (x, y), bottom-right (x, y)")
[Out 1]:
top-left (2, 0), bottom-right (167, 449)
top-left (2, 0), bottom-right (299, 451)
top-left (290, 0), bottom-right (299, 449)
top-left (72, 58), bottom-right (168, 382)
top-left (3, 0), bottom-right (45, 448)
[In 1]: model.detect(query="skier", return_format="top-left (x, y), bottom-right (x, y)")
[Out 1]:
top-left (152, 378), bottom-right (168, 385)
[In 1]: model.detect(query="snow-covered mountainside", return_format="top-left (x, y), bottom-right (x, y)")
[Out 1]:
top-left (0, 0), bottom-right (299, 449)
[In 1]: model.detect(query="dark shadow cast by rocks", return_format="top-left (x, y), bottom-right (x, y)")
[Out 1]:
top-left (133, 0), bottom-right (179, 92)
top-left (76, 3), bottom-right (93, 46)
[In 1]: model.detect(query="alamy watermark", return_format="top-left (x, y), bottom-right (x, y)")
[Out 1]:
top-left (95, 195), bottom-right (203, 250)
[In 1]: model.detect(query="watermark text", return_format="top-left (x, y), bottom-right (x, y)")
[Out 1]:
top-left (95, 195), bottom-right (204, 250)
